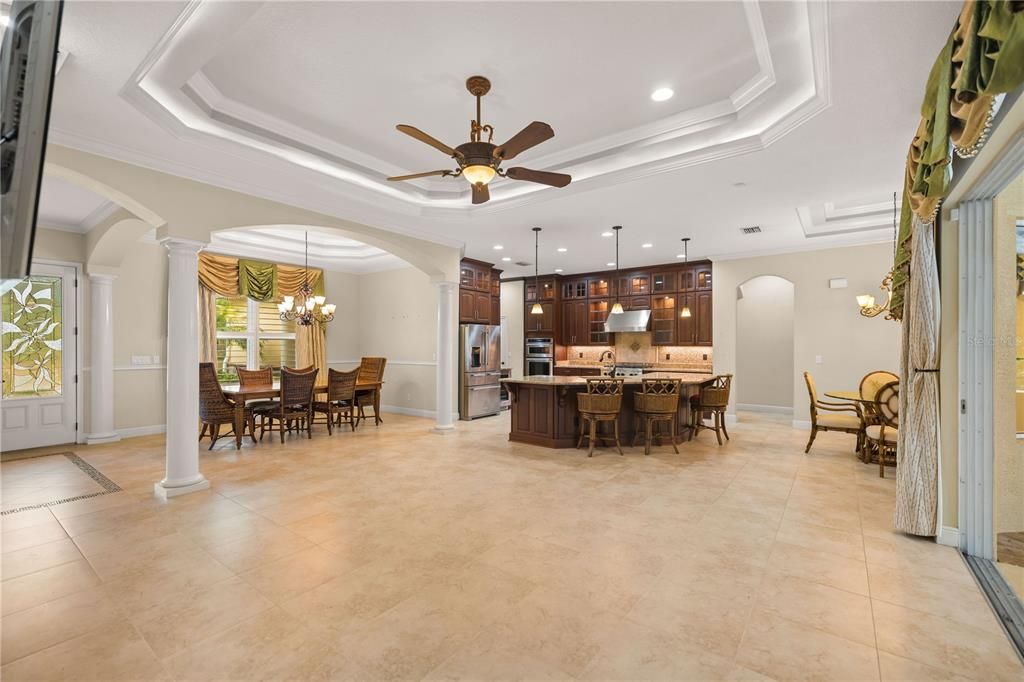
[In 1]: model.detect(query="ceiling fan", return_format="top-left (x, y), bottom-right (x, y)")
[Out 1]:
top-left (388, 76), bottom-right (571, 204)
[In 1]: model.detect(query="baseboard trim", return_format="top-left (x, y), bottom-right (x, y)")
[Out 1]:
top-left (937, 526), bottom-right (961, 548)
top-left (725, 413), bottom-right (738, 426)
top-left (791, 419), bottom-right (812, 430)
top-left (116, 424), bottom-right (166, 439)
top-left (380, 405), bottom-right (436, 419)
top-left (736, 403), bottom-right (793, 415)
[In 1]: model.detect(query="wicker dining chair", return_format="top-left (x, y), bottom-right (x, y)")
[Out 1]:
top-left (577, 377), bottom-right (625, 457)
top-left (803, 371), bottom-right (863, 453)
top-left (633, 378), bottom-right (681, 455)
top-left (858, 370), bottom-right (898, 461)
top-left (690, 374), bottom-right (732, 446)
top-left (313, 368), bottom-right (359, 435)
top-left (865, 380), bottom-right (899, 478)
top-left (355, 357), bottom-right (387, 426)
top-left (199, 362), bottom-right (256, 450)
top-left (236, 367), bottom-right (278, 412)
top-left (254, 367), bottom-right (319, 442)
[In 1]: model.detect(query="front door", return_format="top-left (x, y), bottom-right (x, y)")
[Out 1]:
top-left (1, 264), bottom-right (78, 451)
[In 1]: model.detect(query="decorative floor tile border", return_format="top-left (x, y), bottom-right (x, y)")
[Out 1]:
top-left (1, 453), bottom-right (123, 516)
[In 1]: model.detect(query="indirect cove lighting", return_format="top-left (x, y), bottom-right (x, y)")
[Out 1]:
top-left (651, 87), bottom-right (674, 102)
top-left (463, 164), bottom-right (496, 186)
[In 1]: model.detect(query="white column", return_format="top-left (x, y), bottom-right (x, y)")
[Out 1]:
top-left (433, 280), bottom-right (457, 433)
top-left (155, 237), bottom-right (210, 500)
top-left (86, 273), bottom-right (121, 445)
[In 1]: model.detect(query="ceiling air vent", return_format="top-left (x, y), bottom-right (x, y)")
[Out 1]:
top-left (741, 226), bottom-right (762, 234)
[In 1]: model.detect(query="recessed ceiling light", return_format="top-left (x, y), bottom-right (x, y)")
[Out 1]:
top-left (493, 244), bottom-right (504, 250)
top-left (601, 231), bottom-right (613, 237)
top-left (676, 254), bottom-right (685, 259)
top-left (641, 243), bottom-right (653, 248)
top-left (501, 256), bottom-right (511, 262)
top-left (651, 87), bottom-right (674, 102)
top-left (557, 247), bottom-right (567, 252)
top-left (606, 262), bottom-right (616, 267)
top-left (554, 268), bottom-right (564, 273)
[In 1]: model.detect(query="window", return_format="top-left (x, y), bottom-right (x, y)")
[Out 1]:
top-left (215, 295), bottom-right (296, 382)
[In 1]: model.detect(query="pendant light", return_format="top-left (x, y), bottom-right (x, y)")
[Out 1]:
top-left (610, 225), bottom-right (624, 314)
top-left (679, 237), bottom-right (692, 318)
top-left (530, 227), bottom-right (543, 315)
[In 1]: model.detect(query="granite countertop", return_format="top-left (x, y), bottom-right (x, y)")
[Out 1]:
top-left (503, 372), bottom-right (716, 386)
top-left (554, 362), bottom-right (713, 373)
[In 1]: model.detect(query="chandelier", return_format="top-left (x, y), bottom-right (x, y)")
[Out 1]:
top-left (278, 232), bottom-right (336, 326)
top-left (856, 192), bottom-right (897, 319)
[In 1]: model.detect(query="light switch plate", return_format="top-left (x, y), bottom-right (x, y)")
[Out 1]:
top-left (130, 355), bottom-right (150, 366)
top-left (815, 355), bottom-right (823, 364)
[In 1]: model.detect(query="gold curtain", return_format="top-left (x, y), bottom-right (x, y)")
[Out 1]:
top-left (197, 252), bottom-right (324, 300)
top-left (197, 284), bottom-right (218, 364)
top-left (198, 253), bottom-right (239, 296)
top-left (296, 320), bottom-right (327, 381)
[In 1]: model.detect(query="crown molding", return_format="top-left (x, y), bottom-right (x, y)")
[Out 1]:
top-left (113, 0), bottom-right (830, 214)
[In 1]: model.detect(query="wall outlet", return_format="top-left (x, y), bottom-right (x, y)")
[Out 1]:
top-left (702, 353), bottom-right (708, 361)
top-left (665, 353), bottom-right (671, 360)
top-left (815, 355), bottom-right (823, 364)
top-left (578, 352), bottom-right (583, 358)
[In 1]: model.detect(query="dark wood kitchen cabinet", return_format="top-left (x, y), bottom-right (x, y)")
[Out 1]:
top-left (677, 293), bottom-right (697, 345)
top-left (676, 291), bottom-right (712, 346)
top-left (694, 290), bottom-right (713, 345)
top-left (459, 258), bottom-right (502, 325)
top-left (561, 300), bottom-right (588, 346)
top-left (525, 302), bottom-right (555, 336)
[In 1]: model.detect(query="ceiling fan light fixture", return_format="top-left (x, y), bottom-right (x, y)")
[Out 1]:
top-left (463, 164), bottom-right (496, 186)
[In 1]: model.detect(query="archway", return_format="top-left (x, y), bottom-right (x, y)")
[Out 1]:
top-left (735, 275), bottom-right (795, 420)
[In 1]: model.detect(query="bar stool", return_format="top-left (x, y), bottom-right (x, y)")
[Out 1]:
top-left (690, 374), bottom-right (732, 446)
top-left (633, 378), bottom-right (681, 455)
top-left (577, 377), bottom-right (625, 457)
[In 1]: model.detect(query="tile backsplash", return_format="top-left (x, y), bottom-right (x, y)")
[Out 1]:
top-left (565, 334), bottom-right (712, 368)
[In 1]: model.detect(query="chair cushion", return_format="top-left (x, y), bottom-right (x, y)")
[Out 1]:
top-left (865, 424), bottom-right (898, 443)
top-left (816, 413), bottom-right (861, 430)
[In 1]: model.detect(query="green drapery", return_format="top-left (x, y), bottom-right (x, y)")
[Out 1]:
top-left (890, 0), bottom-right (1024, 321)
top-left (238, 259), bottom-right (278, 302)
top-left (198, 252), bottom-right (324, 302)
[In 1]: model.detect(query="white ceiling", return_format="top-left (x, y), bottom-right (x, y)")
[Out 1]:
top-left (45, 1), bottom-right (961, 277)
top-left (208, 226), bottom-right (410, 274)
top-left (36, 175), bottom-right (116, 233)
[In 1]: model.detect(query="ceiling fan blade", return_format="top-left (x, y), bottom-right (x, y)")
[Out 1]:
top-left (494, 121), bottom-right (554, 161)
top-left (387, 170), bottom-right (453, 181)
top-left (471, 183), bottom-right (490, 205)
top-left (396, 125), bottom-right (462, 159)
top-left (506, 167), bottom-right (572, 188)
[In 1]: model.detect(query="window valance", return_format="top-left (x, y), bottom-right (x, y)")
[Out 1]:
top-left (198, 253), bottom-right (325, 301)
top-left (891, 0), bottom-right (1024, 320)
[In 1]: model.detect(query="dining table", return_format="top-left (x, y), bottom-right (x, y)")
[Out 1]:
top-left (221, 379), bottom-right (384, 449)
top-left (824, 390), bottom-right (877, 462)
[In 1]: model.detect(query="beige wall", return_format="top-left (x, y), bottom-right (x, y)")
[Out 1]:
top-left (713, 243), bottom-right (902, 422)
top-left (736, 275), bottom-right (795, 409)
top-left (324, 266), bottom-right (449, 416)
top-left (501, 280), bottom-right (524, 378)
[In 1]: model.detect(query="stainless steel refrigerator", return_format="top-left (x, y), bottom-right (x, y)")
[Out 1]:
top-left (459, 324), bottom-right (501, 420)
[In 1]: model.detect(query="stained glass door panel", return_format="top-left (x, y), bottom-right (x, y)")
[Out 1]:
top-left (1, 264), bottom-right (78, 451)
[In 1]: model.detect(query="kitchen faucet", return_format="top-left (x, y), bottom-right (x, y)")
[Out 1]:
top-left (600, 349), bottom-right (616, 376)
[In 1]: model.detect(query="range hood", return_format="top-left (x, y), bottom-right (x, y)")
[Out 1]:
top-left (604, 309), bottom-right (652, 333)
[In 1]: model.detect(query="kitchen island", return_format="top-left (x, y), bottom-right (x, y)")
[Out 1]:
top-left (502, 373), bottom-right (716, 449)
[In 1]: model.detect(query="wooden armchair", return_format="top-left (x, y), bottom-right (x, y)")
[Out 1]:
top-left (199, 362), bottom-right (255, 450)
top-left (355, 357), bottom-right (387, 426)
top-left (633, 378), bottom-right (681, 455)
top-left (313, 368), bottom-right (358, 434)
top-left (254, 367), bottom-right (318, 442)
top-left (865, 380), bottom-right (899, 477)
top-left (804, 371), bottom-right (863, 453)
top-left (577, 377), bottom-right (625, 457)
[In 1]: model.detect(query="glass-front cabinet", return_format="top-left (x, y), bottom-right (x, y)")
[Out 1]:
top-left (589, 277), bottom-right (611, 298)
top-left (588, 300), bottom-right (610, 344)
top-left (652, 271), bottom-right (676, 293)
top-left (651, 295), bottom-right (676, 345)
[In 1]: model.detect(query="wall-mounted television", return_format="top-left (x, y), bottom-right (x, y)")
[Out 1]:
top-left (1, 0), bottom-right (64, 281)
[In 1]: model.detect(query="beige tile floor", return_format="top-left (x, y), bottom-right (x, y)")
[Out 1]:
top-left (1, 411), bottom-right (1021, 681)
